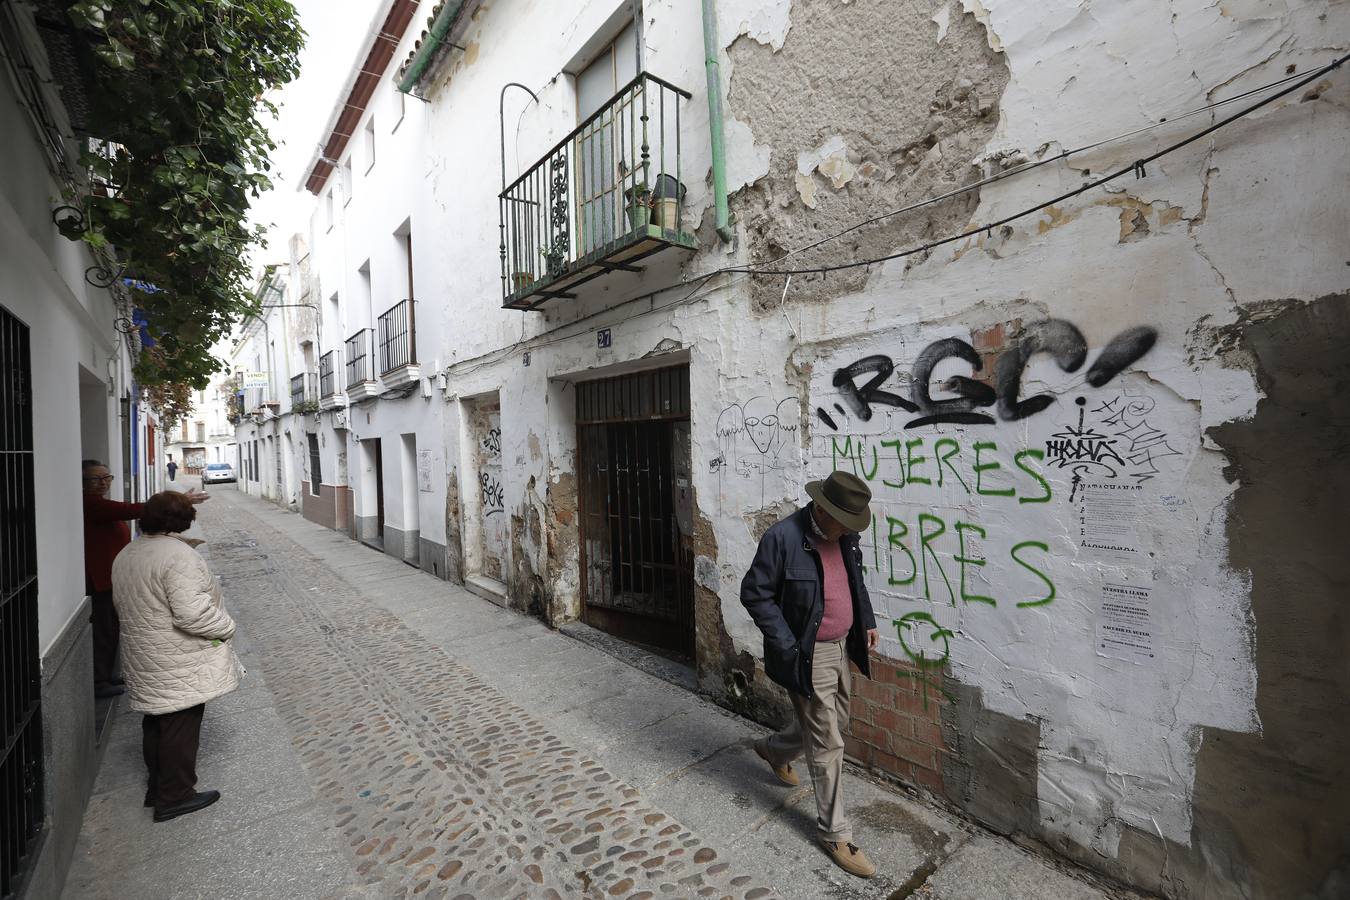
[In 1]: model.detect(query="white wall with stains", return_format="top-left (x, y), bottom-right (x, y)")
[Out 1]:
top-left (287, 0), bottom-right (1350, 893)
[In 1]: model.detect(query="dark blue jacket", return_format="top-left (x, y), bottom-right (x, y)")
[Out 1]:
top-left (739, 506), bottom-right (876, 697)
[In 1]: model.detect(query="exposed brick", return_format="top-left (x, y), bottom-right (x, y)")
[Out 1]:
top-left (855, 679), bottom-right (895, 706)
top-left (852, 722), bottom-right (892, 753)
top-left (971, 322), bottom-right (1006, 351)
top-left (870, 748), bottom-right (909, 780)
top-left (891, 734), bottom-right (936, 771)
top-left (910, 763), bottom-right (945, 794)
top-left (895, 687), bottom-right (942, 718)
top-left (848, 696), bottom-right (871, 725)
top-left (871, 706), bottom-right (905, 736)
top-left (843, 735), bottom-right (872, 767)
top-left (912, 718), bottom-right (944, 750)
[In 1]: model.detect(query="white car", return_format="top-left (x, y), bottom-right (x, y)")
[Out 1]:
top-left (202, 462), bottom-right (236, 484)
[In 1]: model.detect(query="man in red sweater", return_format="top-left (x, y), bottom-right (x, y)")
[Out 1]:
top-left (82, 459), bottom-right (207, 698)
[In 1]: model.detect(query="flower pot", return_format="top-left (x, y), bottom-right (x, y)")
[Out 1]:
top-left (626, 201), bottom-right (652, 230)
top-left (624, 184), bottom-right (652, 231)
top-left (652, 197), bottom-right (680, 230)
top-left (511, 271), bottom-right (534, 293)
top-left (651, 174), bottom-right (686, 202)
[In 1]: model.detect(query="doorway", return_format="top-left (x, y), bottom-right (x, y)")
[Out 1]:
top-left (576, 366), bottom-right (694, 659)
top-left (465, 396), bottom-right (506, 585)
top-left (360, 437), bottom-right (385, 548)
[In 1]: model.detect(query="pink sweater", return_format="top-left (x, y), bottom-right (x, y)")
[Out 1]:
top-left (816, 540), bottom-right (854, 641)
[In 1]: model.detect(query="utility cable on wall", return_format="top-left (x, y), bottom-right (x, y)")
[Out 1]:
top-left (442, 51), bottom-right (1347, 378)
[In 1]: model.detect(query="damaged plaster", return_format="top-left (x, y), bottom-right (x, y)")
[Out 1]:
top-left (726, 0), bottom-right (1010, 310)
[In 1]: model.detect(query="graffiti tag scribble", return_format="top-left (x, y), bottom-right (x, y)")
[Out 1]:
top-left (818, 320), bottom-right (1159, 432)
top-left (479, 472), bottom-right (504, 515)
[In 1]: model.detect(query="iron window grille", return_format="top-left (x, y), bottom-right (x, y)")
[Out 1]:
top-left (307, 433), bottom-right (322, 496)
top-left (1, 305), bottom-right (43, 899)
top-left (344, 329), bottom-right (373, 388)
top-left (290, 373), bottom-right (318, 409)
top-left (376, 300), bottom-right (416, 375)
top-left (319, 350), bottom-right (337, 398)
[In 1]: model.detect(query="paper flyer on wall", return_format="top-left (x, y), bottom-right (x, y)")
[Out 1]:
top-left (1095, 579), bottom-right (1155, 664)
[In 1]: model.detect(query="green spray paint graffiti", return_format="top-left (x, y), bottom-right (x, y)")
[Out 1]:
top-left (894, 611), bottom-right (959, 708)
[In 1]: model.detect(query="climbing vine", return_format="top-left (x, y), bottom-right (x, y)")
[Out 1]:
top-left (62, 0), bottom-right (304, 397)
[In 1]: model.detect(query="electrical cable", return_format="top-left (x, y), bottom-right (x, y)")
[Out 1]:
top-left (441, 51), bottom-right (1346, 378)
top-left (725, 50), bottom-right (1348, 277)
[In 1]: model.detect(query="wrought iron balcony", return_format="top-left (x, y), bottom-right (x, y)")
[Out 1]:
top-left (345, 329), bottom-right (373, 389)
top-left (377, 299), bottom-right (416, 375)
top-left (319, 350), bottom-right (338, 398)
top-left (499, 72), bottom-right (697, 310)
top-left (290, 373), bottom-right (319, 410)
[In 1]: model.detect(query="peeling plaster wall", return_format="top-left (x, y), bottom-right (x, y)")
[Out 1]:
top-left (713, 0), bottom-right (1350, 897)
top-left (382, 0), bottom-right (1350, 896)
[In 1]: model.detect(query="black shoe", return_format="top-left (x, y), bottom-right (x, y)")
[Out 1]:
top-left (110, 675), bottom-right (125, 686)
top-left (153, 790), bottom-right (220, 823)
top-left (95, 683), bottom-right (125, 699)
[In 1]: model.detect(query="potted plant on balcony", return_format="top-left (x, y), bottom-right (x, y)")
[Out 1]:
top-left (540, 244), bottom-right (568, 278)
top-left (510, 269), bottom-right (535, 294)
top-left (623, 182), bottom-right (653, 230)
top-left (650, 174), bottom-right (686, 230)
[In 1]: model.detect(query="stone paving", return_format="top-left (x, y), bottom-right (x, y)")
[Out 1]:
top-left (64, 483), bottom-right (1139, 900)
top-left (200, 512), bottom-right (774, 899)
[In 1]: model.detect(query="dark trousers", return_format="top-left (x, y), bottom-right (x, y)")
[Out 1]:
top-left (142, 704), bottom-right (206, 808)
top-left (90, 590), bottom-right (120, 686)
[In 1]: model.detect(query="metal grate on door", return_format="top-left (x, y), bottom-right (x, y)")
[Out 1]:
top-left (0, 305), bottom-right (42, 899)
top-left (576, 367), bottom-right (694, 658)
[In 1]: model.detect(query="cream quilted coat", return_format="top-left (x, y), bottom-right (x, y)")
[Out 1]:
top-left (111, 534), bottom-right (242, 715)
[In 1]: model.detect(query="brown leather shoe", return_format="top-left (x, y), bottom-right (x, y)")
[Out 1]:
top-left (752, 739), bottom-right (799, 787)
top-left (820, 839), bottom-right (877, 878)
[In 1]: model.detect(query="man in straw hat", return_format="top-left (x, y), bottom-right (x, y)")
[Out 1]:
top-left (740, 470), bottom-right (880, 878)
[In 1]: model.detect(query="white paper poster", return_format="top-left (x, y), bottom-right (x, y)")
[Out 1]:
top-left (416, 449), bottom-right (434, 493)
top-left (1096, 580), bottom-right (1155, 664)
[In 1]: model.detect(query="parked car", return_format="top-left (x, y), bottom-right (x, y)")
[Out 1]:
top-left (202, 462), bottom-right (236, 484)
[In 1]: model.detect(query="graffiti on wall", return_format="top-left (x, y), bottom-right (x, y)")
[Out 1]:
top-left (817, 320), bottom-right (1157, 431)
top-left (479, 472), bottom-right (505, 515)
top-left (805, 318), bottom-right (1189, 702)
top-left (713, 395), bottom-right (801, 506)
top-left (469, 403), bottom-right (507, 582)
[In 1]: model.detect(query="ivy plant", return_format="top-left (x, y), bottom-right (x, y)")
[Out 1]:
top-left (64, 0), bottom-right (304, 414)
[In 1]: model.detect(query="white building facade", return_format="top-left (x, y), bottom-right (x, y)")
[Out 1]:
top-left (1, 5), bottom-right (168, 897)
top-left (270, 2), bottom-right (1350, 897)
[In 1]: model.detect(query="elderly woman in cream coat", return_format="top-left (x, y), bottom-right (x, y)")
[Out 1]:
top-left (111, 490), bottom-right (241, 823)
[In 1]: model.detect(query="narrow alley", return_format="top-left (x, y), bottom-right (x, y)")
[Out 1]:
top-left (62, 485), bottom-right (1132, 900)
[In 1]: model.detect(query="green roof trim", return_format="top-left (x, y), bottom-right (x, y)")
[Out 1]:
top-left (396, 0), bottom-right (467, 94)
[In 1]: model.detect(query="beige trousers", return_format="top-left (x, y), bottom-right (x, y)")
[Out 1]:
top-left (763, 637), bottom-right (851, 843)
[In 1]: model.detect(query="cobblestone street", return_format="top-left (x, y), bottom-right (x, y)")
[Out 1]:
top-left (63, 485), bottom-right (1135, 900)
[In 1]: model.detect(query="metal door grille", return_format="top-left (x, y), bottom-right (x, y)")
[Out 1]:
top-left (0, 305), bottom-right (42, 899)
top-left (576, 367), bottom-right (693, 658)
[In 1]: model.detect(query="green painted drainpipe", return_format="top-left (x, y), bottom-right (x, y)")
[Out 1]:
top-left (701, 0), bottom-right (735, 244)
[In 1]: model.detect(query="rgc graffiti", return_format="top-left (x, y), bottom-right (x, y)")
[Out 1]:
top-left (817, 319), bottom-right (1157, 431)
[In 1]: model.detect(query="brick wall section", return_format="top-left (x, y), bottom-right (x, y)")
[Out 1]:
top-left (844, 654), bottom-right (946, 794)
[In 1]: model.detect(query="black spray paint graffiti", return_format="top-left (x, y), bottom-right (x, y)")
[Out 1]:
top-left (480, 427), bottom-right (502, 455)
top-left (818, 320), bottom-right (1157, 431)
top-left (713, 396), bottom-right (799, 476)
top-left (479, 472), bottom-right (505, 516)
top-left (1048, 395), bottom-right (1183, 498)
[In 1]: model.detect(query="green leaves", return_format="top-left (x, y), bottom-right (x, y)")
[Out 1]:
top-left (65, 0), bottom-right (305, 400)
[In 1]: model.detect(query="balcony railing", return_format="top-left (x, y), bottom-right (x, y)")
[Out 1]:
top-left (290, 373), bottom-right (318, 409)
top-left (499, 72), bottom-right (695, 310)
top-left (377, 299), bottom-right (416, 375)
top-left (345, 329), bottom-right (373, 389)
top-left (319, 350), bottom-right (338, 398)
